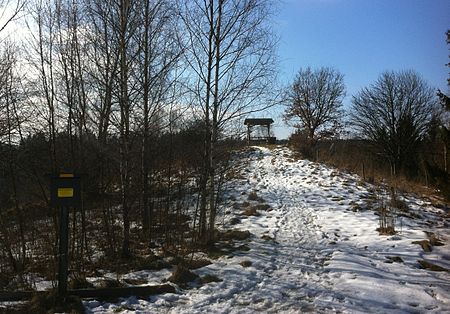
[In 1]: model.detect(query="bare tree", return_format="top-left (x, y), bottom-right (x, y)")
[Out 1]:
top-left (82, 0), bottom-right (122, 256)
top-left (136, 0), bottom-right (182, 240)
top-left (284, 66), bottom-right (345, 142)
top-left (26, 0), bottom-right (59, 174)
top-left (0, 43), bottom-right (27, 273)
top-left (351, 70), bottom-right (436, 175)
top-left (0, 0), bottom-right (25, 34)
top-left (179, 0), bottom-right (279, 242)
top-left (437, 29), bottom-right (450, 172)
top-left (116, 0), bottom-right (140, 257)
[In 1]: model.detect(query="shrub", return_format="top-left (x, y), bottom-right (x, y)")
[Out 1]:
top-left (168, 265), bottom-right (198, 284)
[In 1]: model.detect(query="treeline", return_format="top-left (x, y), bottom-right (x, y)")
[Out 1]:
top-left (0, 0), bottom-right (279, 288)
top-left (285, 63), bottom-right (450, 199)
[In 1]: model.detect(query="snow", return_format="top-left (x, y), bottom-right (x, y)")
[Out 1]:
top-left (26, 146), bottom-right (450, 313)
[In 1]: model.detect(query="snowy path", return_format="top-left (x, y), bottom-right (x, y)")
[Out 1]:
top-left (84, 146), bottom-right (450, 313)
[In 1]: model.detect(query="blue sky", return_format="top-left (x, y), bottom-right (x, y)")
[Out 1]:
top-left (271, 0), bottom-right (449, 139)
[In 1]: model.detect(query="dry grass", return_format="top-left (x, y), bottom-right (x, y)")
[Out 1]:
top-left (186, 259), bottom-right (212, 270)
top-left (252, 204), bottom-right (271, 211)
top-left (425, 232), bottom-right (445, 246)
top-left (239, 260), bottom-right (252, 267)
top-left (241, 208), bottom-right (260, 216)
top-left (200, 274), bottom-right (222, 284)
top-left (27, 291), bottom-right (84, 314)
top-left (376, 226), bottom-right (396, 235)
top-left (68, 276), bottom-right (94, 290)
top-left (97, 279), bottom-right (124, 289)
top-left (219, 230), bottom-right (251, 241)
top-left (168, 265), bottom-right (198, 284)
top-left (412, 240), bottom-right (433, 252)
top-left (417, 260), bottom-right (448, 272)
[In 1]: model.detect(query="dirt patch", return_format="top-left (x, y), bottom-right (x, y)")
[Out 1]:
top-left (417, 260), bottom-right (448, 272)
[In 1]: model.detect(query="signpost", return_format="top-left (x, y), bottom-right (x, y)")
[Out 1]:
top-left (50, 173), bottom-right (81, 297)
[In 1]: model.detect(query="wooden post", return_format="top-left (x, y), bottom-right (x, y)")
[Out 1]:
top-left (50, 174), bottom-right (81, 298)
top-left (444, 144), bottom-right (448, 173)
top-left (58, 205), bottom-right (69, 297)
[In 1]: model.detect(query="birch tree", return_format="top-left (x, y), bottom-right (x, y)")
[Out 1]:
top-left (179, 0), bottom-right (279, 242)
top-left (136, 0), bottom-right (182, 239)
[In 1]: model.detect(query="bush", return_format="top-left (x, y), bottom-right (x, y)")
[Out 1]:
top-left (28, 291), bottom-right (84, 314)
top-left (168, 265), bottom-right (198, 284)
top-left (288, 130), bottom-right (315, 159)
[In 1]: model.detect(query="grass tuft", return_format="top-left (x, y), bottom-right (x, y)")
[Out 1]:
top-left (168, 265), bottom-right (199, 284)
top-left (239, 260), bottom-right (252, 267)
top-left (28, 291), bottom-right (84, 314)
top-left (417, 260), bottom-right (448, 272)
top-left (412, 240), bottom-right (432, 252)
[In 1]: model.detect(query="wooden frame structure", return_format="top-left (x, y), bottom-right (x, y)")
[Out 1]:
top-left (244, 118), bottom-right (276, 144)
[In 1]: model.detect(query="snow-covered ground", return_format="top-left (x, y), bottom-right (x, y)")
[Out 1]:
top-left (82, 146), bottom-right (448, 313)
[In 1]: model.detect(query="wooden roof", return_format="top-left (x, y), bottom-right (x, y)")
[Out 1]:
top-left (244, 118), bottom-right (274, 126)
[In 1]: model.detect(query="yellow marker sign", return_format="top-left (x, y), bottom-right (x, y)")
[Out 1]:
top-left (58, 188), bottom-right (74, 198)
top-left (59, 173), bottom-right (74, 178)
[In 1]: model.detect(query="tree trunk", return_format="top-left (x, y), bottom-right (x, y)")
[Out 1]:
top-left (208, 0), bottom-right (222, 243)
top-left (141, 0), bottom-right (151, 238)
top-left (198, 0), bottom-right (215, 241)
top-left (119, 0), bottom-right (131, 258)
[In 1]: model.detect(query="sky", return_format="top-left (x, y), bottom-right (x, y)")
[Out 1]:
top-left (271, 0), bottom-right (450, 139)
top-left (1, 1), bottom-right (448, 140)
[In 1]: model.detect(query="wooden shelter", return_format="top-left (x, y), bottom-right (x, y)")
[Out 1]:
top-left (244, 118), bottom-right (276, 144)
